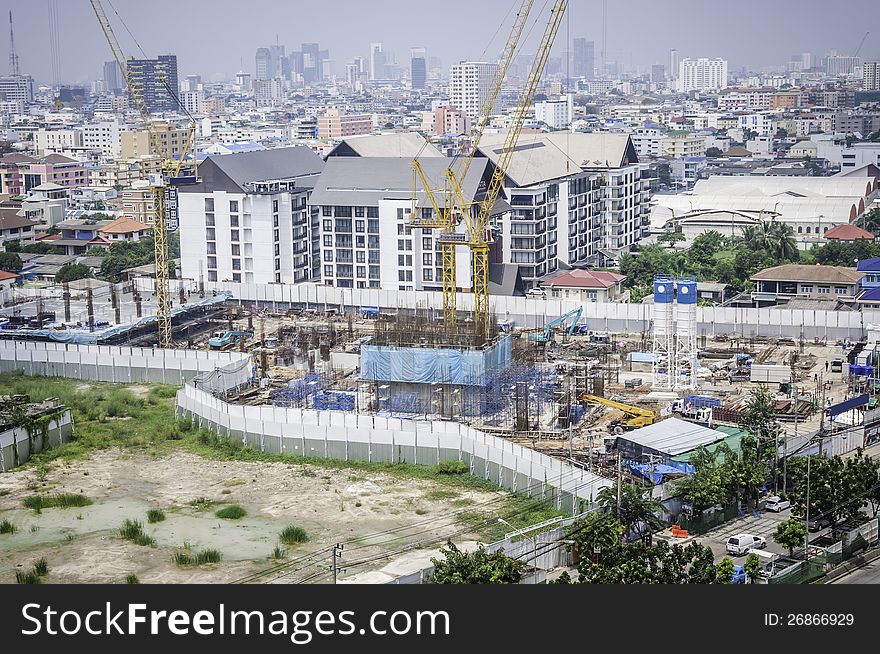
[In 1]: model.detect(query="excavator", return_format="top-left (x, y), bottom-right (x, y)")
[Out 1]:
top-left (580, 393), bottom-right (657, 435)
top-left (530, 307), bottom-right (585, 344)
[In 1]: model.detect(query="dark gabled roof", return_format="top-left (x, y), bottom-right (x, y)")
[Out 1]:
top-left (180, 146), bottom-right (325, 194)
top-left (309, 157), bottom-right (493, 207)
top-left (0, 208), bottom-right (36, 231)
top-left (41, 154), bottom-right (79, 164)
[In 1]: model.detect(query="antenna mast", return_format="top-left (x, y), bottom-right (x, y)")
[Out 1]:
top-left (8, 11), bottom-right (19, 76)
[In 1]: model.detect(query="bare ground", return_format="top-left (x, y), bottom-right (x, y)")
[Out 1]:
top-left (0, 449), bottom-right (500, 584)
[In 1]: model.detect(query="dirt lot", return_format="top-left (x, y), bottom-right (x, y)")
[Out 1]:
top-left (0, 449), bottom-right (502, 584)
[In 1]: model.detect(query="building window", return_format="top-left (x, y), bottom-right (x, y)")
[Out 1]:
top-left (355, 220), bottom-right (365, 233)
top-left (398, 223), bottom-right (404, 235)
top-left (423, 253), bottom-right (432, 266)
top-left (817, 285), bottom-right (830, 294)
top-left (206, 228), bottom-right (215, 241)
top-left (229, 200), bottom-right (239, 213)
top-left (399, 270), bottom-right (406, 281)
top-left (356, 251), bottom-right (365, 263)
top-left (324, 265), bottom-right (333, 278)
top-left (208, 270), bottom-right (217, 282)
top-left (398, 239), bottom-right (405, 251)
top-left (205, 213), bottom-right (215, 226)
top-left (231, 244), bottom-right (240, 256)
top-left (232, 259), bottom-right (241, 270)
top-left (204, 198), bottom-right (214, 212)
top-left (335, 206), bottom-right (353, 218)
top-left (207, 256), bottom-right (217, 268)
top-left (230, 215), bottom-right (239, 227)
top-left (230, 230), bottom-right (239, 242)
top-left (423, 269), bottom-right (433, 281)
top-left (274, 244), bottom-right (280, 256)
top-left (423, 237), bottom-right (432, 249)
top-left (323, 235), bottom-right (332, 246)
top-left (835, 286), bottom-right (848, 294)
top-left (356, 266), bottom-right (366, 278)
top-left (207, 242), bottom-right (216, 255)
top-left (324, 251), bottom-right (333, 262)
top-left (323, 219), bottom-right (333, 232)
top-left (232, 273), bottom-right (241, 282)
top-left (273, 200), bottom-right (279, 213)
top-left (367, 207), bottom-right (378, 218)
top-left (355, 206), bottom-right (365, 217)
top-left (800, 285), bottom-right (813, 294)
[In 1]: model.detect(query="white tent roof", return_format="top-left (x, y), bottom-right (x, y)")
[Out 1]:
top-left (619, 417), bottom-right (728, 456)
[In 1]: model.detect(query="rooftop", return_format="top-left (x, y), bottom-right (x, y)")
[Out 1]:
top-left (99, 216), bottom-right (151, 234)
top-left (619, 418), bottom-right (728, 456)
top-left (326, 133), bottom-right (443, 159)
top-left (751, 263), bottom-right (864, 285)
top-left (823, 223), bottom-right (875, 241)
top-left (540, 268), bottom-right (626, 289)
top-left (180, 146), bottom-right (325, 194)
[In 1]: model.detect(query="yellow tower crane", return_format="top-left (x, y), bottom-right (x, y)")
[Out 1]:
top-left (410, 0), bottom-right (535, 330)
top-left (90, 0), bottom-right (197, 348)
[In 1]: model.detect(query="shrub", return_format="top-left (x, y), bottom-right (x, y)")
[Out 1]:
top-left (0, 519), bottom-right (16, 534)
top-left (436, 460), bottom-right (469, 475)
top-left (215, 505), bottom-right (246, 520)
top-left (146, 509), bottom-right (166, 523)
top-left (119, 519), bottom-right (155, 546)
top-left (279, 525), bottom-right (309, 545)
top-left (124, 574), bottom-right (140, 584)
top-left (33, 558), bottom-right (48, 576)
top-left (15, 570), bottom-right (40, 584)
top-left (270, 546), bottom-right (287, 560)
top-left (174, 549), bottom-right (222, 566)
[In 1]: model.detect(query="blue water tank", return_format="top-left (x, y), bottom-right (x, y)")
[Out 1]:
top-left (654, 275), bottom-right (674, 303)
top-left (676, 279), bottom-right (698, 305)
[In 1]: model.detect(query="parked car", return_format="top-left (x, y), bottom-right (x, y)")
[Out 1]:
top-left (526, 288), bottom-right (547, 299)
top-left (808, 516), bottom-right (832, 532)
top-left (727, 534), bottom-right (766, 556)
top-left (763, 496), bottom-right (791, 512)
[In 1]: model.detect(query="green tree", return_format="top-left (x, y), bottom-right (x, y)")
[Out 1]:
top-left (705, 147), bottom-right (723, 157)
top-left (21, 242), bottom-right (59, 255)
top-left (54, 263), bottom-right (93, 284)
top-left (4, 240), bottom-right (21, 253)
top-left (685, 230), bottom-right (725, 272)
top-left (737, 386), bottom-right (782, 492)
top-left (775, 127), bottom-right (788, 139)
top-left (674, 446), bottom-right (726, 512)
top-left (744, 552), bottom-right (762, 583)
top-left (429, 541), bottom-right (524, 584)
top-left (0, 251), bottom-right (22, 272)
top-left (569, 512), bottom-right (625, 565)
top-left (715, 557), bottom-right (736, 584)
top-left (857, 207), bottom-right (880, 237)
top-left (787, 455), bottom-right (860, 532)
top-left (766, 221), bottom-right (799, 262)
top-left (657, 231), bottom-right (686, 248)
top-left (597, 483), bottom-right (664, 540)
top-left (773, 517), bottom-right (807, 557)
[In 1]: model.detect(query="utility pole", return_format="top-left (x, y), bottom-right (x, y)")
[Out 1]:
top-left (63, 282), bottom-right (70, 322)
top-left (616, 450), bottom-right (622, 512)
top-left (804, 446), bottom-right (811, 561)
top-left (331, 543), bottom-right (344, 584)
top-left (86, 286), bottom-right (94, 332)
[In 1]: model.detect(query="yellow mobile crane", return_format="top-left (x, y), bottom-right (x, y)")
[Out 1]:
top-left (580, 393), bottom-right (657, 434)
top-left (90, 0), bottom-right (197, 348)
top-left (410, 0), bottom-right (535, 329)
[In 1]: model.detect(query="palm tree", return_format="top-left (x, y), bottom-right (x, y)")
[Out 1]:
top-left (858, 207), bottom-right (880, 236)
top-left (597, 483), bottom-right (665, 540)
top-left (741, 222), bottom-right (772, 252)
top-left (766, 221), bottom-right (799, 261)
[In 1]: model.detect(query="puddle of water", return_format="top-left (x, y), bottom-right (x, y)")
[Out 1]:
top-left (0, 497), bottom-right (306, 561)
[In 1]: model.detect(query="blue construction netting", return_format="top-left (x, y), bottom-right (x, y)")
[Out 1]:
top-left (388, 393), bottom-right (424, 416)
top-left (271, 371), bottom-right (325, 407)
top-left (314, 391), bottom-right (356, 411)
top-left (461, 363), bottom-right (558, 418)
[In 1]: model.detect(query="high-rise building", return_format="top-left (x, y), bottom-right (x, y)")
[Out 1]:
top-left (103, 60), bottom-right (122, 93)
top-left (449, 61), bottom-right (499, 120)
top-left (270, 44), bottom-right (285, 77)
top-left (255, 48), bottom-right (271, 80)
top-left (651, 64), bottom-right (666, 84)
top-left (318, 108), bottom-right (373, 139)
top-left (300, 43), bottom-right (327, 84)
top-left (0, 75), bottom-right (34, 104)
top-left (572, 38), bottom-right (594, 79)
top-left (865, 62), bottom-right (880, 92)
top-left (801, 52), bottom-right (815, 70)
top-left (678, 58), bottom-right (728, 92)
top-left (669, 49), bottom-right (680, 80)
top-left (370, 43), bottom-right (386, 80)
top-left (411, 47), bottom-right (427, 89)
top-left (824, 53), bottom-right (860, 76)
top-left (126, 54), bottom-right (179, 112)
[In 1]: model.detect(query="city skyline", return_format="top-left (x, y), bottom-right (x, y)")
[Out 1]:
top-left (1, 0), bottom-right (879, 86)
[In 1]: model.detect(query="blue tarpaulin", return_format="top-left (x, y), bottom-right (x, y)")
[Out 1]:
top-left (826, 393), bottom-right (869, 417)
top-left (625, 459), bottom-right (695, 485)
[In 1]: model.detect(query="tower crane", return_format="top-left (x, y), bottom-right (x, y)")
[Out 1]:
top-left (854, 31), bottom-right (870, 58)
top-left (90, 0), bottom-right (197, 348)
top-left (410, 0), bottom-right (535, 330)
top-left (411, 0), bottom-right (568, 340)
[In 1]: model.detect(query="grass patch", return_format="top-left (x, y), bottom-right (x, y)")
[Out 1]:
top-left (279, 525), bottom-right (309, 546)
top-left (33, 557), bottom-right (48, 576)
top-left (424, 489), bottom-right (461, 501)
top-left (0, 489), bottom-right (11, 496)
top-left (435, 460), bottom-right (469, 475)
top-left (223, 479), bottom-right (246, 487)
top-left (119, 519), bottom-right (155, 547)
top-left (146, 509), bottom-right (166, 523)
top-left (189, 497), bottom-right (215, 511)
top-left (215, 505), bottom-right (246, 520)
top-left (15, 569), bottom-right (40, 584)
top-left (0, 519), bottom-right (16, 534)
top-left (459, 493), bottom-right (568, 542)
top-left (23, 493), bottom-right (92, 513)
top-left (270, 546), bottom-right (287, 560)
top-left (173, 549), bottom-right (223, 566)
top-left (451, 498), bottom-right (476, 508)
top-left (124, 574), bottom-right (140, 584)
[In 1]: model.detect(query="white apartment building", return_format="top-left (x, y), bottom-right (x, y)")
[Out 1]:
top-left (864, 62), bottom-right (880, 92)
top-left (738, 113), bottom-right (773, 137)
top-left (33, 128), bottom-right (83, 156)
top-left (477, 132), bottom-right (650, 284)
top-left (449, 61), bottom-right (499, 120)
top-left (717, 88), bottom-right (773, 111)
top-left (841, 143), bottom-right (880, 170)
top-left (82, 119), bottom-right (128, 159)
top-left (307, 157), bottom-right (490, 291)
top-left (177, 147), bottom-right (325, 285)
top-left (661, 132), bottom-right (705, 158)
top-left (181, 90), bottom-right (204, 115)
top-left (631, 127), bottom-right (665, 159)
top-left (678, 58), bottom-right (728, 92)
top-left (534, 95), bottom-right (574, 129)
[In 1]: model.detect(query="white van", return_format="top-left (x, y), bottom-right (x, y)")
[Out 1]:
top-left (526, 288), bottom-right (547, 299)
top-left (726, 533), bottom-right (766, 556)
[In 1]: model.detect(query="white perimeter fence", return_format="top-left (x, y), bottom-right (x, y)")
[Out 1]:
top-left (0, 340), bottom-right (611, 513)
top-left (132, 279), bottom-right (873, 342)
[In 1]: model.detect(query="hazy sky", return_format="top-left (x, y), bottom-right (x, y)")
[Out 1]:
top-left (2, 0), bottom-right (879, 86)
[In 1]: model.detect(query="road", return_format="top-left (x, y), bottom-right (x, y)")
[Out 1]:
top-left (830, 559), bottom-right (880, 584)
top-left (696, 508), bottom-right (795, 561)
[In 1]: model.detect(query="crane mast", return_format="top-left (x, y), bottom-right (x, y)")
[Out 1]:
top-left (411, 0), bottom-right (534, 330)
top-left (467, 0), bottom-right (569, 340)
top-left (90, 0), bottom-right (196, 348)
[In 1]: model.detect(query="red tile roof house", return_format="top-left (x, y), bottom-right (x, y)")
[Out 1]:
top-left (823, 223), bottom-right (875, 242)
top-left (539, 269), bottom-right (627, 302)
top-left (98, 216), bottom-right (153, 242)
top-left (0, 269), bottom-right (19, 291)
